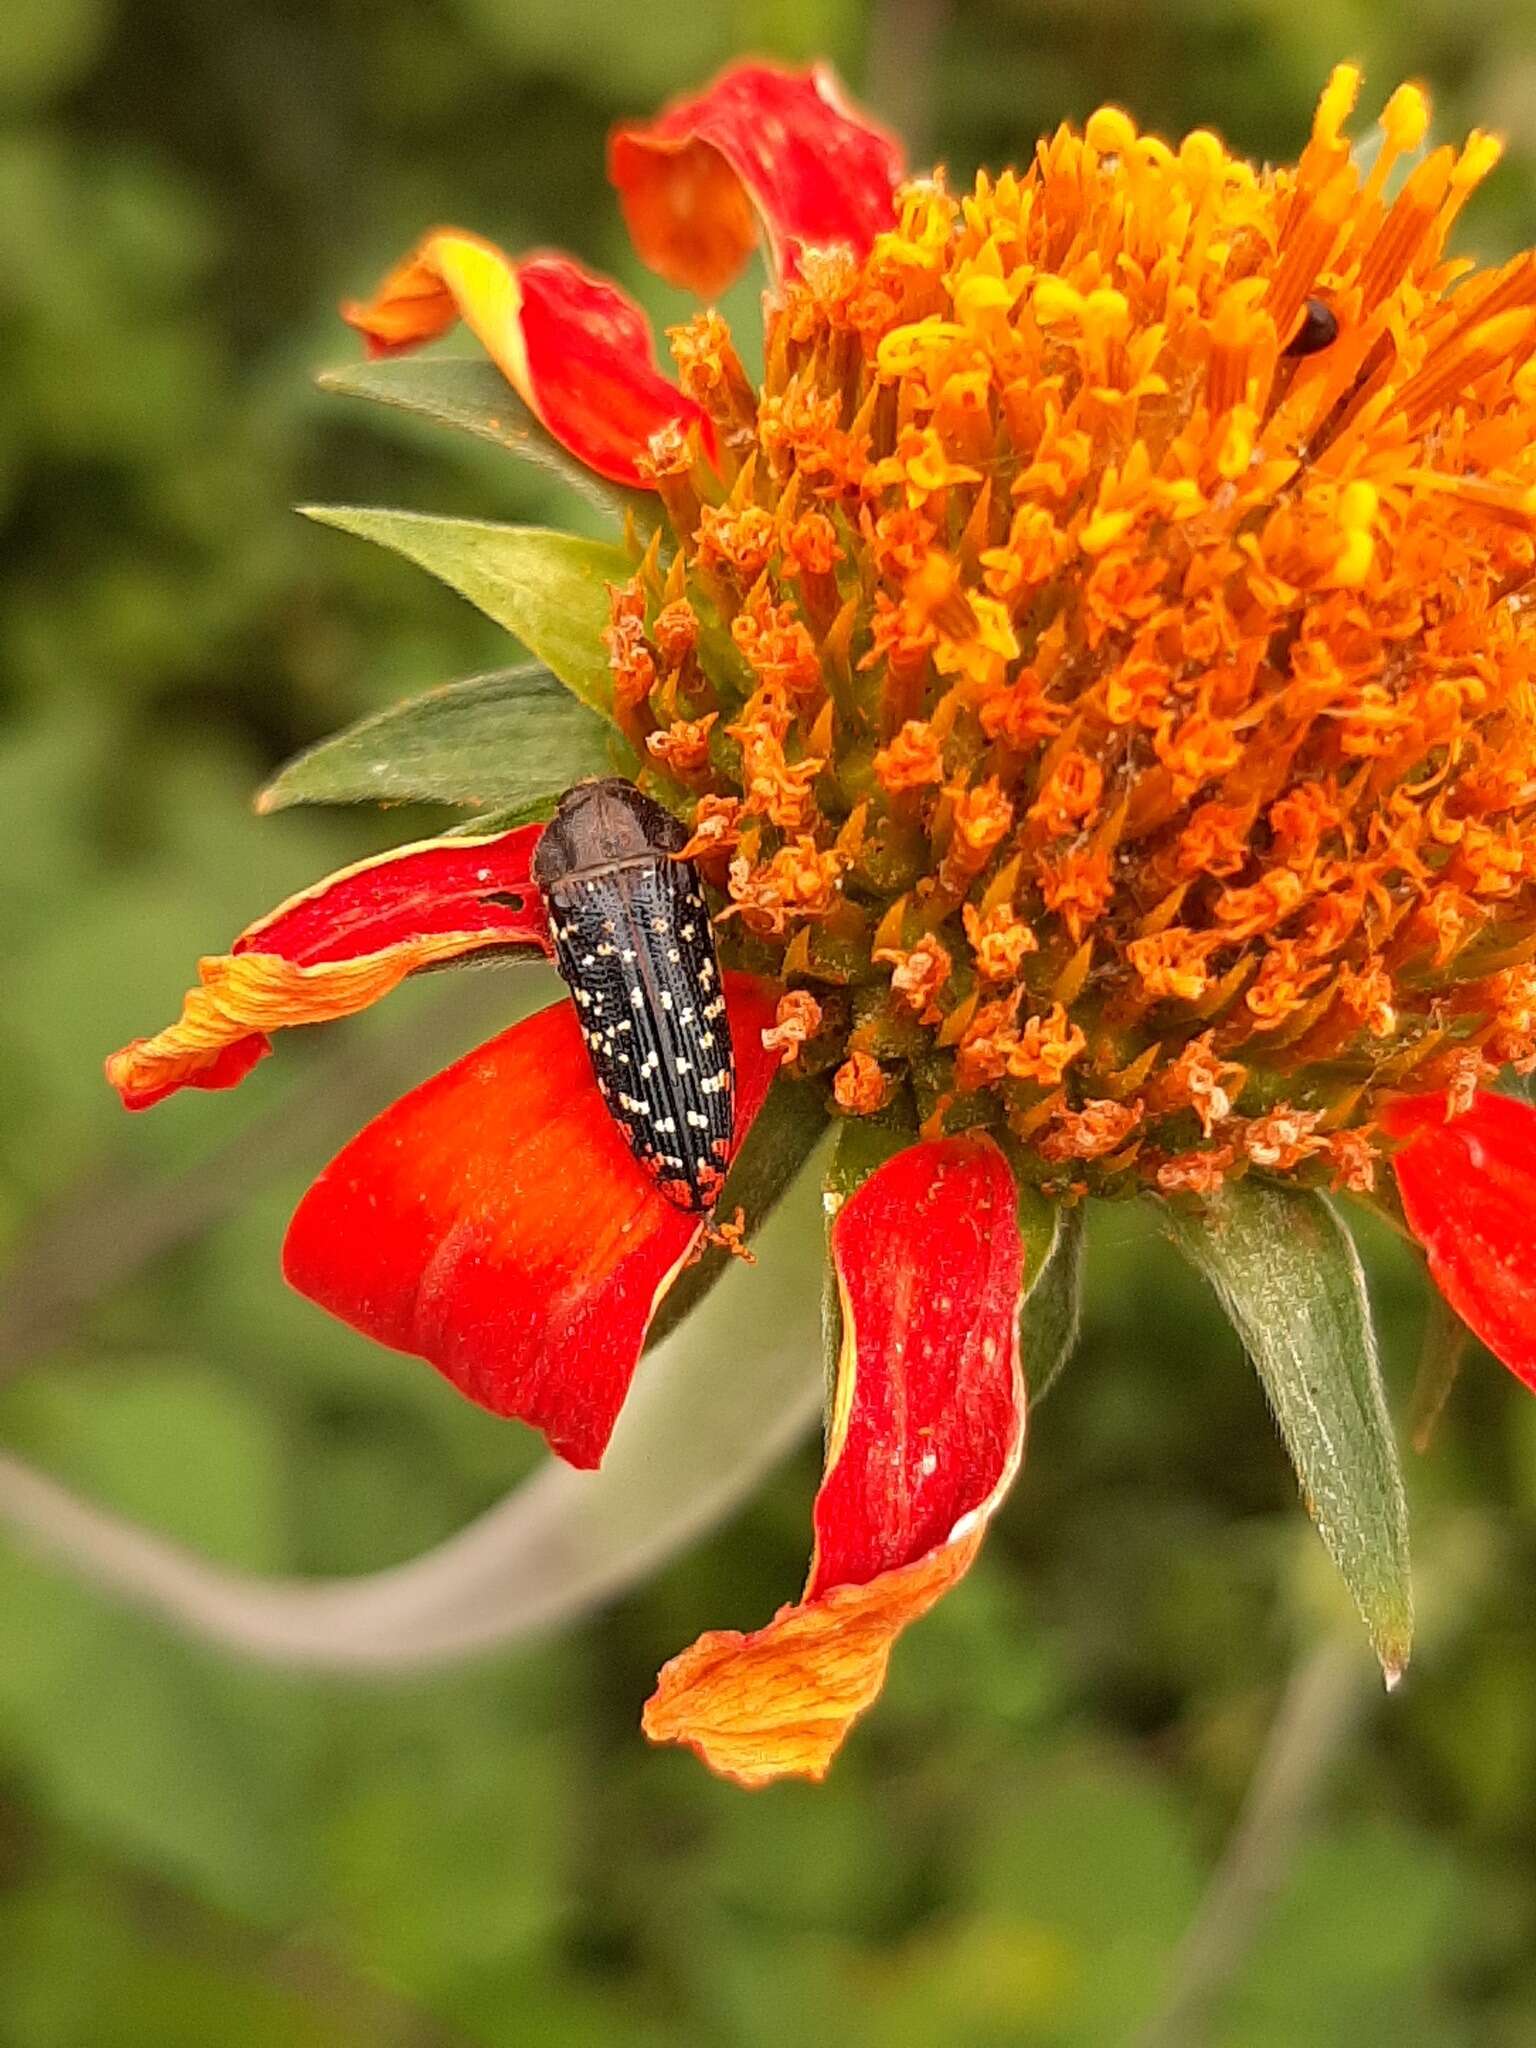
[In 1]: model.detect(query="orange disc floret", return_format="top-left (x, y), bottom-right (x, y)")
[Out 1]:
top-left (874, 718), bottom-right (946, 794)
top-left (763, 988), bottom-right (825, 1063)
top-left (647, 713), bottom-right (717, 778)
top-left (875, 931), bottom-right (952, 1024)
top-left (833, 1050), bottom-right (890, 1113)
top-left (608, 68), bottom-right (1536, 1194)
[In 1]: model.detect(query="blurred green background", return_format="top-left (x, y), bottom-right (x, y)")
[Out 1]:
top-left (5, 1), bottom-right (1536, 2041)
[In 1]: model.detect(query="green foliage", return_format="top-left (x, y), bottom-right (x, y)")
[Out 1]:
top-left (259, 662), bottom-right (617, 812)
top-left (1163, 1182), bottom-right (1414, 1682)
top-left (318, 356), bottom-right (661, 532)
top-left (6, 0), bottom-right (1536, 2042)
top-left (650, 1073), bottom-right (830, 1346)
top-left (1019, 1194), bottom-right (1086, 1405)
top-left (301, 507), bottom-right (634, 713)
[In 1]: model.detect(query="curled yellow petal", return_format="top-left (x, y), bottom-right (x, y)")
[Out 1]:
top-left (107, 829), bottom-right (548, 1110)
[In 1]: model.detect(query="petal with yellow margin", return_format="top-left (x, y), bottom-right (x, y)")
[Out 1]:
top-left (105, 826), bottom-right (548, 1111)
top-left (341, 237), bottom-right (709, 487)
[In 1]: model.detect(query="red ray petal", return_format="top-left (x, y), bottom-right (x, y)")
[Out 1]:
top-left (1385, 1087), bottom-right (1536, 1389)
top-left (341, 234), bottom-right (709, 487)
top-left (644, 1134), bottom-right (1026, 1784)
top-left (608, 62), bottom-right (903, 295)
top-left (282, 974), bottom-right (781, 1469)
top-left (106, 828), bottom-right (548, 1111)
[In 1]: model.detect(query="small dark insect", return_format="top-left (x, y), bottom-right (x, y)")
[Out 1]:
top-left (1284, 296), bottom-right (1339, 358)
top-left (533, 778), bottom-right (735, 1216)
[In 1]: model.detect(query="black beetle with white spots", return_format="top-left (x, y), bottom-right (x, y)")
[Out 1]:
top-left (533, 779), bottom-right (736, 1216)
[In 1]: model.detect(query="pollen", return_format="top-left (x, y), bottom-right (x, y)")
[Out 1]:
top-left (1039, 1097), bottom-right (1144, 1164)
top-left (1007, 1004), bottom-right (1088, 1088)
top-left (723, 836), bottom-right (844, 936)
top-left (614, 71), bottom-right (1536, 1196)
top-left (963, 901), bottom-right (1037, 982)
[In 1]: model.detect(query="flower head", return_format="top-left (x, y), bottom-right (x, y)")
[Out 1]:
top-left (605, 66), bottom-right (1536, 1207)
top-left (108, 61), bottom-right (1536, 1786)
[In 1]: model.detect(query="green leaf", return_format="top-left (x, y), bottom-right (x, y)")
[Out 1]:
top-left (316, 356), bottom-right (659, 533)
top-left (1409, 1288), bottom-right (1471, 1455)
top-left (442, 796), bottom-right (562, 836)
top-left (648, 1074), bottom-right (830, 1350)
top-left (822, 1118), bottom-right (913, 1207)
top-left (299, 508), bottom-right (631, 715)
top-left (1162, 1180), bottom-right (1413, 1683)
top-left (1020, 1195), bottom-right (1086, 1405)
top-left (258, 663), bottom-right (616, 814)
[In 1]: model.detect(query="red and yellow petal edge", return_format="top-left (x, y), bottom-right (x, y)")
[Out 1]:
top-left (282, 973), bottom-right (781, 1471)
top-left (1384, 1088), bottom-right (1536, 1391)
top-left (607, 60), bottom-right (903, 296)
top-left (643, 1133), bottom-right (1026, 1786)
top-left (105, 827), bottom-right (549, 1112)
top-left (340, 235), bottom-right (711, 488)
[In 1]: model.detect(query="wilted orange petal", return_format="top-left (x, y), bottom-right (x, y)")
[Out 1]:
top-left (608, 61), bottom-right (903, 295)
top-left (640, 1534), bottom-right (982, 1786)
top-left (644, 1134), bottom-right (1025, 1785)
top-left (341, 234), bottom-right (709, 487)
top-left (1384, 1087), bottom-right (1536, 1390)
top-left (283, 974), bottom-right (781, 1468)
top-left (105, 828), bottom-right (549, 1111)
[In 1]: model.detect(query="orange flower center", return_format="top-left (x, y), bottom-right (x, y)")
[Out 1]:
top-left (611, 69), bottom-right (1536, 1199)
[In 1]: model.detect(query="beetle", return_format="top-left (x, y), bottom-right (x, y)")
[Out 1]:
top-left (532, 778), bottom-right (735, 1215)
top-left (1284, 295), bottom-right (1339, 358)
